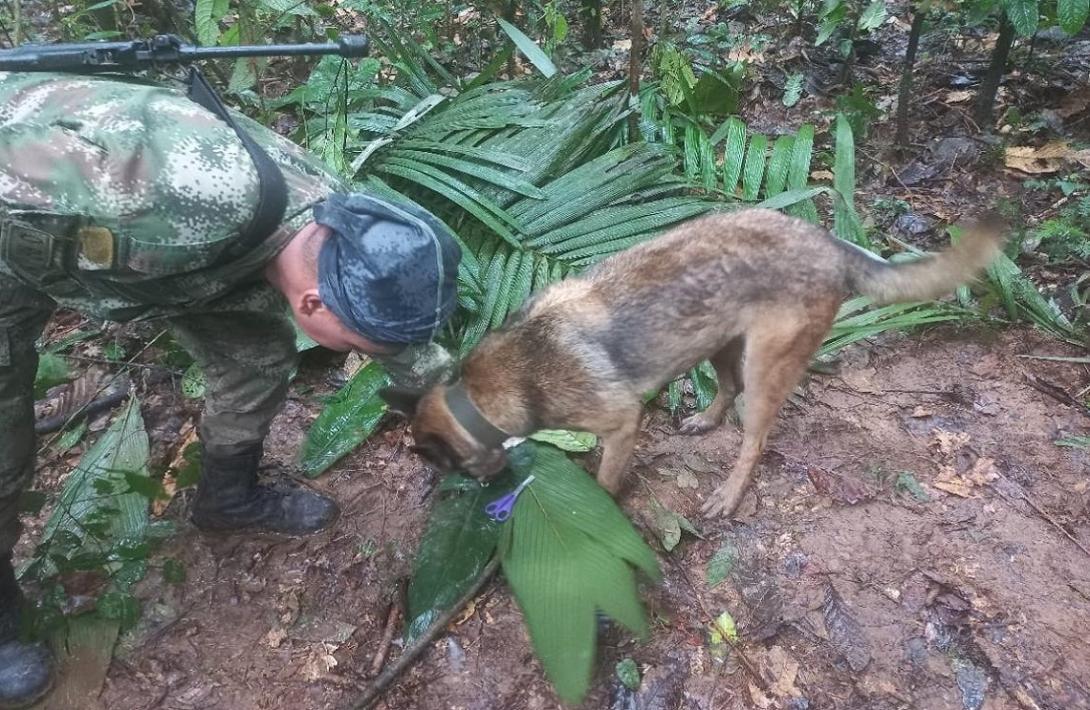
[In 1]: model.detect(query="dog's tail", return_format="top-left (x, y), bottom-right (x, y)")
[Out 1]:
top-left (839, 221), bottom-right (1004, 306)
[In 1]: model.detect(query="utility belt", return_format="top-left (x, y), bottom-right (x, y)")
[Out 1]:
top-left (0, 212), bottom-right (85, 286)
top-left (0, 211), bottom-right (218, 286)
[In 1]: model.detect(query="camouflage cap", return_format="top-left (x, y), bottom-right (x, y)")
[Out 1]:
top-left (313, 192), bottom-right (460, 346)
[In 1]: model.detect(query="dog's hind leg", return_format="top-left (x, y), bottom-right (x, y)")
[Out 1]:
top-left (679, 336), bottom-right (745, 434)
top-left (701, 307), bottom-right (835, 519)
top-left (594, 407), bottom-right (644, 495)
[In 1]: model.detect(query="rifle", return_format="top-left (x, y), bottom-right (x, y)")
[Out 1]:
top-left (0, 33), bottom-right (369, 72)
top-left (0, 32), bottom-right (371, 255)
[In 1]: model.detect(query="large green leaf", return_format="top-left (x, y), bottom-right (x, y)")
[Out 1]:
top-left (34, 352), bottom-right (70, 398)
top-left (764, 135), bottom-right (796, 198)
top-left (500, 442), bottom-right (660, 704)
top-left (687, 66), bottom-right (743, 117)
top-left (497, 17), bottom-right (558, 77)
top-left (833, 113), bottom-right (867, 247)
top-left (529, 430), bottom-right (598, 452)
top-left (985, 251), bottom-right (1081, 343)
top-left (1059, 0), bottom-right (1090, 33)
top-left (34, 397), bottom-right (151, 580)
top-left (405, 473), bottom-right (515, 642)
top-left (298, 362), bottom-right (391, 477)
top-left (741, 134), bottom-right (768, 201)
top-left (1003, 0), bottom-right (1040, 35)
top-left (818, 297), bottom-right (974, 357)
top-left (786, 123), bottom-right (818, 221)
top-left (194, 0), bottom-right (227, 46)
top-left (720, 117), bottom-right (747, 194)
top-left (857, 0), bottom-right (888, 30)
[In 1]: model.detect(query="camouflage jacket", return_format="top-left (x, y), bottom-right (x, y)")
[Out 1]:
top-left (0, 71), bottom-right (346, 320)
top-left (0, 72), bottom-right (455, 387)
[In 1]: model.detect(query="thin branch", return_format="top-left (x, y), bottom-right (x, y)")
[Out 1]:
top-left (627, 0), bottom-right (644, 139)
top-left (346, 556), bottom-right (500, 710)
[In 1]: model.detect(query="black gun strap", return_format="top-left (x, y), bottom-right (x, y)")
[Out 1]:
top-left (185, 67), bottom-right (288, 260)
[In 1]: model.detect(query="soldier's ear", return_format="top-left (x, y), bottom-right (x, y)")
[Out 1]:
top-left (379, 386), bottom-right (426, 417)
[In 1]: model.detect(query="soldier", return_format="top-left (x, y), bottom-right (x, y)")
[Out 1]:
top-left (0, 72), bottom-right (460, 708)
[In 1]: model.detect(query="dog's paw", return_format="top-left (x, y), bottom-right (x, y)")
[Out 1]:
top-left (701, 480), bottom-right (747, 519)
top-left (678, 412), bottom-right (721, 435)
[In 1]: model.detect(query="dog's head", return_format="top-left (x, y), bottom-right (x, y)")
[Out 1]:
top-left (379, 385), bottom-right (509, 481)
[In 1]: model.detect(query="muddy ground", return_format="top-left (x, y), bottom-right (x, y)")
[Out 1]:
top-left (79, 324), bottom-right (1090, 710)
top-left (11, 0), bottom-right (1090, 708)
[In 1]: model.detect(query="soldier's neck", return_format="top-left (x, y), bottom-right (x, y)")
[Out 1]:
top-left (265, 222), bottom-right (329, 298)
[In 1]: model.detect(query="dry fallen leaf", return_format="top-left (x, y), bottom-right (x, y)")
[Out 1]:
top-left (728, 43), bottom-right (765, 63)
top-left (302, 645), bottom-right (339, 680)
top-left (1057, 86), bottom-right (1090, 119)
top-left (967, 457), bottom-right (999, 486)
top-left (748, 682), bottom-right (774, 709)
top-left (278, 588), bottom-right (302, 626)
top-left (932, 479), bottom-right (974, 498)
top-left (342, 352), bottom-right (370, 380)
top-left (154, 422), bottom-right (197, 517)
top-left (932, 455), bottom-right (997, 498)
top-left (1004, 141), bottom-right (1077, 175)
top-left (265, 627), bottom-right (288, 649)
top-left (946, 89), bottom-right (974, 103)
top-left (453, 599), bottom-right (477, 626)
top-left (931, 429), bottom-right (971, 456)
top-left (766, 645), bottom-right (801, 698)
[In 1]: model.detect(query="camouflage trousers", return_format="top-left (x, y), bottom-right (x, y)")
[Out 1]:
top-left (0, 271), bottom-right (299, 557)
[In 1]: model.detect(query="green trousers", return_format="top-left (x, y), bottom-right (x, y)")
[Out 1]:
top-left (0, 272), bottom-right (299, 557)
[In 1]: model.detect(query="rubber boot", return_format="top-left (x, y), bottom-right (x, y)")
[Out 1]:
top-left (190, 444), bottom-right (339, 536)
top-left (0, 556), bottom-right (54, 710)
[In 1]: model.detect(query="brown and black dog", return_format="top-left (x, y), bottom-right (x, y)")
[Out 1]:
top-left (381, 208), bottom-right (1003, 518)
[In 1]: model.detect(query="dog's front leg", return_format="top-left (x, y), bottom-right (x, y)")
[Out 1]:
top-left (594, 410), bottom-right (642, 495)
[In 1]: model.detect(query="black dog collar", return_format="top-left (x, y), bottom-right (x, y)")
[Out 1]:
top-left (444, 381), bottom-right (510, 449)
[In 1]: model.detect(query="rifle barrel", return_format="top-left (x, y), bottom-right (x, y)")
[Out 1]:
top-left (179, 36), bottom-right (369, 60)
top-left (0, 34), bottom-right (369, 73)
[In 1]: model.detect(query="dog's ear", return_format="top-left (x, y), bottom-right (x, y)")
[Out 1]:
top-left (378, 386), bottom-right (425, 417)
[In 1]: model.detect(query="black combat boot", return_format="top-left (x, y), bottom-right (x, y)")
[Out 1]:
top-left (0, 556), bottom-right (54, 710)
top-left (190, 444), bottom-right (340, 536)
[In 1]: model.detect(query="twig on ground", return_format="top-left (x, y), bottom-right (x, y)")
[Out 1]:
top-left (347, 556), bottom-right (500, 710)
top-left (369, 579), bottom-right (407, 677)
top-left (34, 385), bottom-right (130, 435)
top-left (1024, 373), bottom-right (1090, 420)
top-left (991, 476), bottom-right (1090, 559)
top-left (39, 329), bottom-right (169, 447)
top-left (666, 557), bottom-right (768, 692)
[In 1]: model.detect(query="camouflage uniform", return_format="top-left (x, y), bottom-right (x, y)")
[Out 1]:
top-left (0, 72), bottom-right (452, 556)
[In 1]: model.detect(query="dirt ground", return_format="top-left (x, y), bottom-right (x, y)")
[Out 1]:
top-left (61, 323), bottom-right (1084, 710)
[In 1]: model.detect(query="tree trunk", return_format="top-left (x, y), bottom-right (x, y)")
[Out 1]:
top-left (838, 19), bottom-right (858, 85)
top-left (12, 0), bottom-right (21, 44)
top-left (628, 0), bottom-right (644, 139)
top-left (581, 0), bottom-right (602, 49)
top-left (895, 7), bottom-right (925, 147)
top-left (974, 14), bottom-right (1015, 129)
top-left (505, 0), bottom-right (517, 78)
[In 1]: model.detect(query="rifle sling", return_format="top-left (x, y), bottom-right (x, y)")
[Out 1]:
top-left (185, 67), bottom-right (288, 260)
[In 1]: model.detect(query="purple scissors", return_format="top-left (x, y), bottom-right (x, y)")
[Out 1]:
top-left (485, 475), bottom-right (536, 522)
